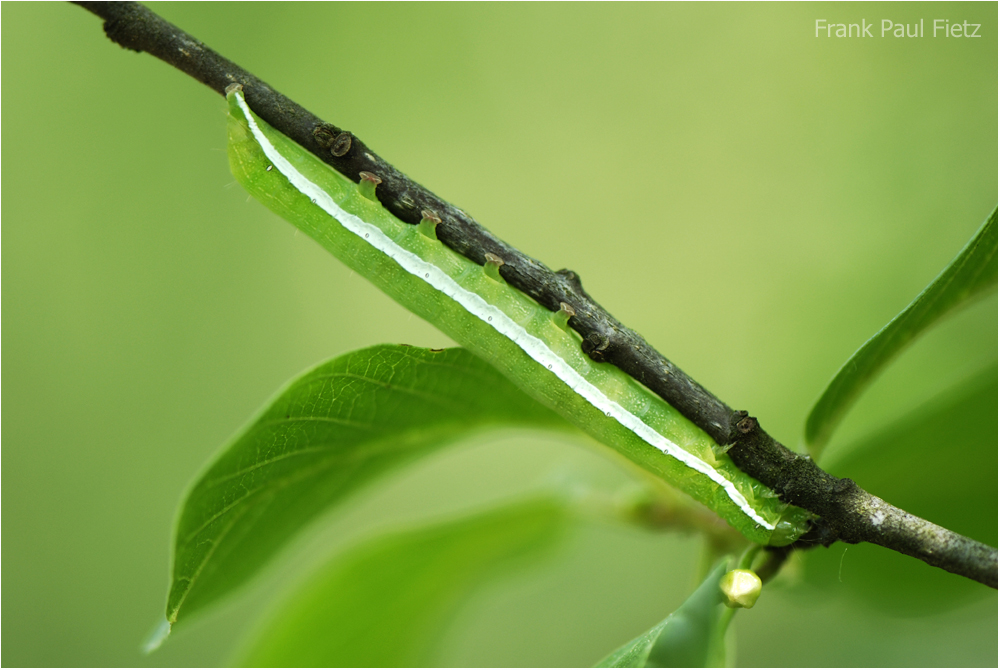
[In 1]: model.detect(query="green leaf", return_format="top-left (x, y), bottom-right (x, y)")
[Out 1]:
top-left (162, 344), bottom-right (567, 632)
top-left (237, 497), bottom-right (570, 667)
top-left (806, 208), bottom-right (997, 458)
top-left (804, 362), bottom-right (998, 612)
top-left (596, 559), bottom-right (731, 668)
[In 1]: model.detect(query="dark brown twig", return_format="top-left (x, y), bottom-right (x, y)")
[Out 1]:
top-left (73, 1), bottom-right (997, 589)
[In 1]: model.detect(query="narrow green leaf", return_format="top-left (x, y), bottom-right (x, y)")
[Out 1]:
top-left (806, 208), bottom-right (997, 457)
top-left (164, 345), bottom-right (567, 631)
top-left (596, 559), bottom-right (730, 668)
top-left (805, 361), bottom-right (998, 612)
top-left (237, 497), bottom-right (570, 667)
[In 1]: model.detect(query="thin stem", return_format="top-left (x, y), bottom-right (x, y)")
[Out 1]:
top-left (736, 545), bottom-right (762, 571)
top-left (755, 545), bottom-right (793, 585)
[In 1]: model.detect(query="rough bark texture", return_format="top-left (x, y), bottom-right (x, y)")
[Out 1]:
top-left (74, 1), bottom-right (997, 589)
top-left (727, 412), bottom-right (997, 588)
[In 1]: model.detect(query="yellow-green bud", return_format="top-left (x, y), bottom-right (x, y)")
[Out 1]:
top-left (719, 569), bottom-right (762, 609)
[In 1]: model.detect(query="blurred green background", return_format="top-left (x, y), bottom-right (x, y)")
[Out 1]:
top-left (3, 2), bottom-right (996, 666)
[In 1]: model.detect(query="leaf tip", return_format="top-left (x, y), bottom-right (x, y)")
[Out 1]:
top-left (141, 618), bottom-right (171, 655)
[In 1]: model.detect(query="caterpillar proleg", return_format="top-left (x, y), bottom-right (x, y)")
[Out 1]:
top-left (225, 86), bottom-right (810, 545)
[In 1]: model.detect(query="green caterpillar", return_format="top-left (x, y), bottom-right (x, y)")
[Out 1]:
top-left (225, 85), bottom-right (809, 546)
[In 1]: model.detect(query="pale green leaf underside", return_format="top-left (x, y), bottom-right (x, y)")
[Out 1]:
top-left (237, 497), bottom-right (570, 667)
top-left (806, 208), bottom-right (998, 457)
top-left (165, 344), bottom-right (567, 628)
top-left (596, 559), bottom-right (730, 668)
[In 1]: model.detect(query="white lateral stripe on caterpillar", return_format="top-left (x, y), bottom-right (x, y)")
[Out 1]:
top-left (233, 92), bottom-right (773, 531)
